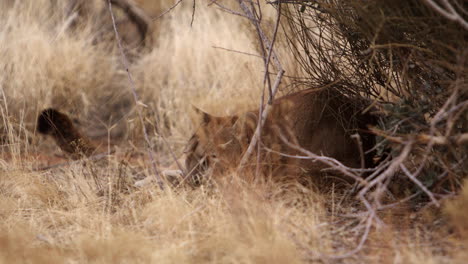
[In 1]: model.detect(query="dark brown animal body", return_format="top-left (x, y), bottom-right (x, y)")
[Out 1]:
top-left (37, 108), bottom-right (96, 159)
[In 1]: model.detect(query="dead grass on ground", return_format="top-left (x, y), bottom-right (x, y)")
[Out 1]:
top-left (0, 0), bottom-right (466, 263)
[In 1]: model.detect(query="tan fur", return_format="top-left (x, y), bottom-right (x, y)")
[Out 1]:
top-left (185, 88), bottom-right (378, 184)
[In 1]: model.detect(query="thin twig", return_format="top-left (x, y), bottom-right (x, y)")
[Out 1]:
top-left (235, 0), bottom-right (285, 173)
top-left (154, 0), bottom-right (184, 20)
top-left (275, 133), bottom-right (368, 184)
top-left (238, 69), bottom-right (285, 170)
top-left (370, 128), bottom-right (468, 145)
top-left (324, 213), bottom-right (374, 259)
top-left (212, 2), bottom-right (249, 18)
top-left (212, 46), bottom-right (264, 59)
top-left (400, 164), bottom-right (440, 207)
top-left (107, 0), bottom-right (164, 190)
top-left (263, 146), bottom-right (379, 173)
top-left (421, 0), bottom-right (468, 30)
top-left (351, 133), bottom-right (365, 170)
top-left (358, 142), bottom-right (413, 198)
top-left (237, 1), bottom-right (282, 70)
top-left (264, 2), bottom-right (282, 103)
top-left (191, 0), bottom-right (196, 26)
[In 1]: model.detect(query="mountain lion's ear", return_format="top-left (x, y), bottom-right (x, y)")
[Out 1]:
top-left (192, 105), bottom-right (213, 124)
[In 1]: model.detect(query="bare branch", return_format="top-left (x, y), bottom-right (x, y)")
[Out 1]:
top-left (400, 164), bottom-right (440, 207)
top-left (234, 0), bottom-right (286, 173)
top-left (351, 133), bottom-right (365, 170)
top-left (212, 46), bottom-right (264, 59)
top-left (275, 133), bottom-right (368, 184)
top-left (421, 0), bottom-right (468, 30)
top-left (264, 2), bottom-right (282, 102)
top-left (370, 127), bottom-right (468, 146)
top-left (238, 69), bottom-right (285, 170)
top-left (237, 1), bottom-right (282, 70)
top-left (212, 2), bottom-right (250, 18)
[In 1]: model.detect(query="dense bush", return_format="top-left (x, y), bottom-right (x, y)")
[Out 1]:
top-left (279, 0), bottom-right (467, 204)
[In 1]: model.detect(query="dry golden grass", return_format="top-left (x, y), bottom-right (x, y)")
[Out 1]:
top-left (0, 0), bottom-right (466, 263)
